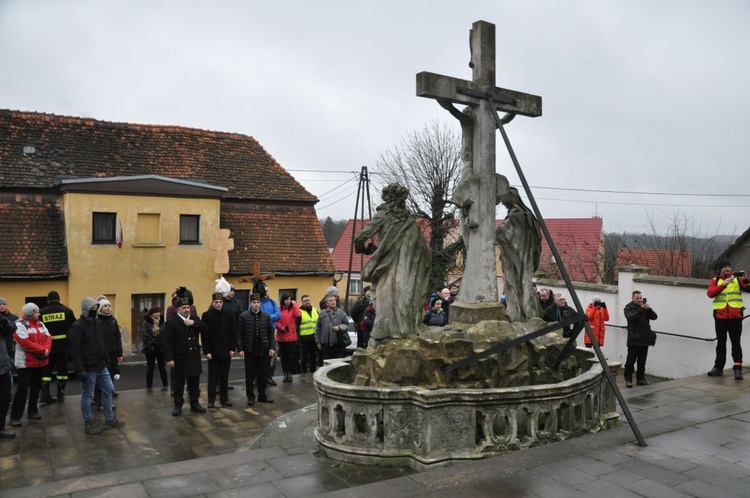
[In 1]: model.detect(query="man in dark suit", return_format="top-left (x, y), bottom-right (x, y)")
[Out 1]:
top-left (164, 292), bottom-right (208, 416)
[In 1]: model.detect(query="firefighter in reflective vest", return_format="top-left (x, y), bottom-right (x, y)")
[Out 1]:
top-left (707, 259), bottom-right (749, 379)
top-left (39, 290), bottom-right (76, 403)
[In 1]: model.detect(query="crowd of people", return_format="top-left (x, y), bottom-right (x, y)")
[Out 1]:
top-left (0, 259), bottom-right (746, 436)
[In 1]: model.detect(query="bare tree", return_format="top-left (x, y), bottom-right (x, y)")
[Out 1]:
top-left (375, 120), bottom-right (463, 293)
top-left (612, 210), bottom-right (728, 281)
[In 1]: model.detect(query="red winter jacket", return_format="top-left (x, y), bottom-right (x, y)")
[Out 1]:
top-left (276, 302), bottom-right (301, 343)
top-left (585, 303), bottom-right (610, 346)
top-left (13, 317), bottom-right (52, 369)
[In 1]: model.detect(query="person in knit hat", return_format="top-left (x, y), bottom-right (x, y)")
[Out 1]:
top-left (68, 298), bottom-right (123, 434)
top-left (141, 307), bottom-right (168, 389)
top-left (92, 299), bottom-right (123, 407)
top-left (707, 259), bottom-right (750, 379)
top-left (9, 303), bottom-right (52, 427)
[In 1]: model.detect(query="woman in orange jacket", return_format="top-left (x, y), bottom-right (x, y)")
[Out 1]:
top-left (585, 296), bottom-right (610, 347)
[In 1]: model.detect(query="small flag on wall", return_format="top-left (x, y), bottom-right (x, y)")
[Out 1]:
top-left (116, 219), bottom-right (123, 249)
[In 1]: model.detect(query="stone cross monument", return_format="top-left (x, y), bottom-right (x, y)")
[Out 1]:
top-left (417, 20), bottom-right (541, 304)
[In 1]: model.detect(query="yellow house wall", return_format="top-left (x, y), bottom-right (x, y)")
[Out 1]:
top-left (0, 281), bottom-right (73, 317)
top-left (62, 192), bottom-right (221, 348)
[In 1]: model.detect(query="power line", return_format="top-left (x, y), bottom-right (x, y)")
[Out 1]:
top-left (316, 175), bottom-right (358, 199)
top-left (525, 196), bottom-right (750, 208)
top-left (316, 184), bottom-right (360, 210)
top-left (513, 184), bottom-right (750, 198)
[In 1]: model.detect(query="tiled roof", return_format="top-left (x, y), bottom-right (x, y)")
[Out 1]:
top-left (332, 217), bottom-right (604, 283)
top-left (0, 109), bottom-right (316, 203)
top-left (222, 203), bottom-right (335, 275)
top-left (616, 248), bottom-right (691, 277)
top-left (0, 109), bottom-right (334, 276)
top-left (498, 217), bottom-right (604, 282)
top-left (330, 219), bottom-right (372, 273)
top-left (0, 194), bottom-right (68, 277)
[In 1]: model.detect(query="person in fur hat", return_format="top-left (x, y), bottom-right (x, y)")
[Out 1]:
top-left (164, 291), bottom-right (208, 416)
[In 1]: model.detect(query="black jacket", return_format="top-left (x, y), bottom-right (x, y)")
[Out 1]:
top-left (221, 297), bottom-right (243, 324)
top-left (544, 304), bottom-right (578, 336)
top-left (236, 309), bottom-right (276, 355)
top-left (97, 314), bottom-right (123, 357)
top-left (141, 318), bottom-right (165, 354)
top-left (164, 314), bottom-right (207, 378)
top-left (40, 301), bottom-right (76, 354)
top-left (624, 302), bottom-right (658, 347)
top-left (201, 306), bottom-right (237, 359)
top-left (68, 315), bottom-right (110, 374)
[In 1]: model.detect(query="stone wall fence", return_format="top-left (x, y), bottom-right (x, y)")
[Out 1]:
top-left (537, 264), bottom-right (719, 380)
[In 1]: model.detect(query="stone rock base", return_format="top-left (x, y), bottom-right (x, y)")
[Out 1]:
top-left (351, 317), bottom-right (584, 389)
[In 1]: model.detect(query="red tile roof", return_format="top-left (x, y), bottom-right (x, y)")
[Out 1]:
top-left (330, 219), bottom-right (372, 273)
top-left (531, 217), bottom-right (604, 282)
top-left (333, 217), bottom-right (604, 283)
top-left (222, 203), bottom-right (334, 275)
top-left (616, 248), bottom-right (691, 277)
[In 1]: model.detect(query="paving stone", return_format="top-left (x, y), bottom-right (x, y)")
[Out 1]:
top-left (675, 479), bottom-right (746, 498)
top-left (622, 477), bottom-right (697, 498)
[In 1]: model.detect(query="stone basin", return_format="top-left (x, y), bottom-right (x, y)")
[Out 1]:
top-left (314, 352), bottom-right (621, 470)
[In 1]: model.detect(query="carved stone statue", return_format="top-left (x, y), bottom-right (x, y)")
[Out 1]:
top-left (354, 184), bottom-right (431, 345)
top-left (495, 187), bottom-right (542, 322)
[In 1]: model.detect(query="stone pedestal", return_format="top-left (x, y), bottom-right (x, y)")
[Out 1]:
top-left (314, 350), bottom-right (620, 470)
top-left (450, 301), bottom-right (506, 324)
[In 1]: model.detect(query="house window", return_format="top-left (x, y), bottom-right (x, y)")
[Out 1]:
top-left (92, 212), bottom-right (117, 244)
top-left (278, 289), bottom-right (298, 301)
top-left (349, 278), bottom-right (362, 296)
top-left (179, 215), bottom-right (200, 244)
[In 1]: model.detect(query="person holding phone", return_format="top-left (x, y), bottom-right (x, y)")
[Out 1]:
top-left (707, 259), bottom-right (750, 379)
top-left (623, 291), bottom-right (658, 388)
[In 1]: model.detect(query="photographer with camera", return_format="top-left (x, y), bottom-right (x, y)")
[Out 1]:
top-left (585, 296), bottom-right (610, 348)
top-left (623, 291), bottom-right (658, 388)
top-left (707, 259), bottom-right (749, 379)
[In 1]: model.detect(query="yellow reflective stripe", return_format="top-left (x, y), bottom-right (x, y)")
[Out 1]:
top-left (712, 279), bottom-right (745, 309)
top-left (41, 312), bottom-right (66, 322)
top-left (51, 334), bottom-right (67, 340)
top-left (42, 376), bottom-right (53, 382)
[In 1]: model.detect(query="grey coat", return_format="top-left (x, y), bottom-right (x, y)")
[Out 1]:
top-left (315, 307), bottom-right (349, 346)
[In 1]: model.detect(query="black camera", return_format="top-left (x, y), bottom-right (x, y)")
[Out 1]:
top-left (734, 271), bottom-right (745, 278)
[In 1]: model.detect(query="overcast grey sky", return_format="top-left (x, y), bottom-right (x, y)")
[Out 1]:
top-left (1, 0), bottom-right (748, 236)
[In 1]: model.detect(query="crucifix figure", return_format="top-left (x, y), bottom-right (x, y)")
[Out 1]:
top-left (210, 228), bottom-right (234, 275)
top-left (417, 20), bottom-right (541, 303)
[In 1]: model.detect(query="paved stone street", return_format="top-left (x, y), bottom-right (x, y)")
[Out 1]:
top-left (2, 365), bottom-right (750, 497)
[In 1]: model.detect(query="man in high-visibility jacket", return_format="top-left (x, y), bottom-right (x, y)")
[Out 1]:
top-left (707, 259), bottom-right (749, 379)
top-left (298, 295), bottom-right (319, 373)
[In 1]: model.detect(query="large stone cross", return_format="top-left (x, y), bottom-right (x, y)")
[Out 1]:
top-left (417, 20), bottom-right (541, 303)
